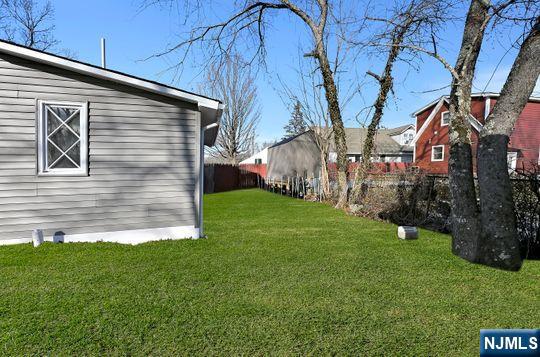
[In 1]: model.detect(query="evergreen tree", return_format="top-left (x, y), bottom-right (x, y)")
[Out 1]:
top-left (282, 100), bottom-right (307, 139)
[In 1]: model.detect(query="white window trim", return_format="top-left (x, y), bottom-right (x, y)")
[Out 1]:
top-left (37, 100), bottom-right (89, 176)
top-left (403, 132), bottom-right (414, 145)
top-left (441, 111), bottom-right (450, 126)
top-left (507, 152), bottom-right (518, 171)
top-left (431, 145), bottom-right (445, 162)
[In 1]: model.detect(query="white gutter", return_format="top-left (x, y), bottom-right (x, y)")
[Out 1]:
top-left (198, 122), bottom-right (219, 238)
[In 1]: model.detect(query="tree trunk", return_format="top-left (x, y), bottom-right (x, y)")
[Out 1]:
top-left (447, 0), bottom-right (489, 262)
top-left (316, 45), bottom-right (349, 208)
top-left (477, 18), bottom-right (539, 270)
top-left (350, 25), bottom-right (406, 203)
top-left (320, 146), bottom-right (332, 199)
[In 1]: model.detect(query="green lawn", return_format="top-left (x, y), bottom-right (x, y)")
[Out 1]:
top-left (1, 189), bottom-right (538, 355)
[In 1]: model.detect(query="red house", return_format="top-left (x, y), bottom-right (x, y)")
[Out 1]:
top-left (411, 93), bottom-right (540, 175)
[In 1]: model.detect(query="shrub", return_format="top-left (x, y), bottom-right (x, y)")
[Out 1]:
top-left (350, 170), bottom-right (539, 258)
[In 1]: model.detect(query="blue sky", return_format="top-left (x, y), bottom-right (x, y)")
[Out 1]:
top-left (48, 0), bottom-right (538, 143)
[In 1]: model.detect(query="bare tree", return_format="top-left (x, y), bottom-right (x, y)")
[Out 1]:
top-left (349, 0), bottom-right (450, 202)
top-left (203, 55), bottom-right (260, 165)
top-left (365, 0), bottom-right (490, 262)
top-left (0, 2), bottom-right (9, 34)
top-left (444, 0), bottom-right (493, 264)
top-left (278, 38), bottom-right (359, 200)
top-left (1, 0), bottom-right (58, 50)
top-left (384, 0), bottom-right (538, 269)
top-left (279, 60), bottom-right (333, 198)
top-left (444, 0), bottom-right (538, 269)
top-left (258, 139), bottom-right (278, 149)
top-left (477, 17), bottom-right (539, 270)
top-left (149, 0), bottom-right (355, 208)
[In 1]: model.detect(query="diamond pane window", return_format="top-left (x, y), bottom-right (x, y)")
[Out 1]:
top-left (38, 101), bottom-right (88, 175)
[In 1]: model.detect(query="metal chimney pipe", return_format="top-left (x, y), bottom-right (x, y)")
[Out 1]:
top-left (100, 38), bottom-right (106, 69)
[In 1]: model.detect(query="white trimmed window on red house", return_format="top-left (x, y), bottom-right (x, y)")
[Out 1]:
top-left (441, 111), bottom-right (450, 126)
top-left (431, 145), bottom-right (444, 161)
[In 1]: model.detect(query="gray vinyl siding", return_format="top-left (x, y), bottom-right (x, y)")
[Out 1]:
top-left (267, 131), bottom-right (321, 180)
top-left (0, 53), bottom-right (200, 241)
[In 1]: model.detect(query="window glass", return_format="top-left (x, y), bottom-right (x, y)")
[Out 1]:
top-left (432, 146), bottom-right (444, 161)
top-left (38, 102), bottom-right (87, 175)
top-left (441, 112), bottom-right (450, 126)
top-left (403, 132), bottom-right (414, 145)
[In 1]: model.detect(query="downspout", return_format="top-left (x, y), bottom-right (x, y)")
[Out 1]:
top-left (198, 122), bottom-right (218, 238)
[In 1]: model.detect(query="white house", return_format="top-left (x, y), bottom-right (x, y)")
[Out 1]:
top-left (240, 147), bottom-right (268, 165)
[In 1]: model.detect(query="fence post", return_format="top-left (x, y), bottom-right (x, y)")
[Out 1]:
top-left (319, 169), bottom-right (322, 201)
top-left (287, 177), bottom-right (290, 196)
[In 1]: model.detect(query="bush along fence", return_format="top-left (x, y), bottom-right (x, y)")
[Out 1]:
top-left (230, 161), bottom-right (539, 259)
top-left (260, 168), bottom-right (539, 259)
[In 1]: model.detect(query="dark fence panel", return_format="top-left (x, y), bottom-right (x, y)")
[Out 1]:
top-left (204, 164), bottom-right (262, 193)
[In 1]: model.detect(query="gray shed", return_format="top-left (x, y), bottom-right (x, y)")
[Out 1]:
top-left (336, 127), bottom-right (414, 163)
top-left (0, 40), bottom-right (223, 245)
top-left (267, 131), bottom-right (321, 180)
top-left (266, 125), bottom-right (415, 180)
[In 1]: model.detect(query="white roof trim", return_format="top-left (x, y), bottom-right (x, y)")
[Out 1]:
top-left (388, 124), bottom-right (416, 136)
top-left (0, 40), bottom-right (222, 111)
top-left (411, 98), bottom-right (446, 145)
top-left (411, 97), bottom-right (484, 145)
top-left (411, 92), bottom-right (540, 117)
top-left (411, 96), bottom-right (448, 118)
top-left (239, 147), bottom-right (268, 165)
top-left (468, 114), bottom-right (484, 132)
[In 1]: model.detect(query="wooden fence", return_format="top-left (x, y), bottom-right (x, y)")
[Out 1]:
top-left (204, 164), bottom-right (262, 193)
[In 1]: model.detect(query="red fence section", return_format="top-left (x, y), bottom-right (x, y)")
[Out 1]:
top-left (239, 163), bottom-right (267, 177)
top-left (205, 162), bottom-right (411, 194)
top-left (327, 162), bottom-right (412, 179)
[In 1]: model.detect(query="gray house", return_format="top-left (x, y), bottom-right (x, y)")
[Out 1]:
top-left (339, 125), bottom-right (414, 163)
top-left (266, 125), bottom-right (414, 179)
top-left (267, 131), bottom-right (321, 180)
top-left (0, 40), bottom-right (223, 245)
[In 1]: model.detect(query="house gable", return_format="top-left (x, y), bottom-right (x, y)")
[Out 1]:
top-left (0, 39), bottom-right (223, 145)
top-left (412, 98), bottom-right (485, 146)
top-left (388, 124), bottom-right (416, 145)
top-left (412, 94), bottom-right (540, 174)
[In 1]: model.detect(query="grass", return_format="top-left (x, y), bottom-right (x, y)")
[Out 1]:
top-left (0, 189), bottom-right (538, 355)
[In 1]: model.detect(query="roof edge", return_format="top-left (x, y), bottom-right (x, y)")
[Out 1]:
top-left (0, 40), bottom-right (222, 110)
top-left (411, 92), bottom-right (540, 117)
